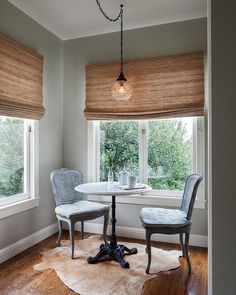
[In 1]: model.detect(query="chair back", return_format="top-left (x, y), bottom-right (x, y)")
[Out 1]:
top-left (180, 173), bottom-right (203, 220)
top-left (50, 168), bottom-right (84, 206)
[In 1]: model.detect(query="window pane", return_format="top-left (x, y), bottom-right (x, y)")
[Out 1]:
top-left (100, 121), bottom-right (139, 181)
top-left (148, 118), bottom-right (193, 191)
top-left (0, 117), bottom-right (25, 198)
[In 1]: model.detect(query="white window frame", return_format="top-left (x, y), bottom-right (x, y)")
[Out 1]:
top-left (0, 119), bottom-right (39, 219)
top-left (87, 117), bottom-right (206, 209)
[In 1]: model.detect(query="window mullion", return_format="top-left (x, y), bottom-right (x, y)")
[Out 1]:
top-left (27, 120), bottom-right (31, 196)
top-left (196, 117), bottom-right (205, 201)
top-left (24, 120), bottom-right (30, 196)
top-left (139, 120), bottom-right (148, 184)
top-left (96, 121), bottom-right (100, 181)
top-left (192, 117), bottom-right (197, 173)
top-left (143, 121), bottom-right (148, 184)
top-left (87, 121), bottom-right (100, 182)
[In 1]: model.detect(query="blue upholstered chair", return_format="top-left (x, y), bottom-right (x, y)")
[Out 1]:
top-left (50, 168), bottom-right (110, 258)
top-left (139, 173), bottom-right (203, 273)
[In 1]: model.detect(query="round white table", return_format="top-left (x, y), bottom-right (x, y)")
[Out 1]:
top-left (75, 182), bottom-right (151, 268)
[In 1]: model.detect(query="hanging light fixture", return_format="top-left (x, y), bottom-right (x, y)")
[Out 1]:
top-left (96, 1), bottom-right (131, 101)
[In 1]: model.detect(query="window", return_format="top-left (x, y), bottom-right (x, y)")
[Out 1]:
top-left (100, 121), bottom-right (139, 181)
top-left (87, 117), bottom-right (205, 207)
top-left (0, 116), bottom-right (38, 212)
top-left (147, 118), bottom-right (193, 192)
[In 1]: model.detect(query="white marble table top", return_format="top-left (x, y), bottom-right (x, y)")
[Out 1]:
top-left (75, 182), bottom-right (151, 196)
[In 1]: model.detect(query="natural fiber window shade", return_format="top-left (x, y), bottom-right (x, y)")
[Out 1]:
top-left (0, 33), bottom-right (44, 120)
top-left (85, 52), bottom-right (204, 120)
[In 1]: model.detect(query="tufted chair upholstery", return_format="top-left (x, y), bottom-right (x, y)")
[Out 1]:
top-left (139, 173), bottom-right (203, 273)
top-left (50, 168), bottom-right (110, 258)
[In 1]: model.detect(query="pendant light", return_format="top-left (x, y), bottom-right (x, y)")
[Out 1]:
top-left (96, 1), bottom-right (131, 101)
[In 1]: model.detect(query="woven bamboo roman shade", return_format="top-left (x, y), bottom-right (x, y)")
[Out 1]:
top-left (85, 52), bottom-right (204, 120)
top-left (0, 33), bottom-right (44, 120)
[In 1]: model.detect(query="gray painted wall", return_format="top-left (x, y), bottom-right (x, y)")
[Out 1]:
top-left (211, 1), bottom-right (236, 294)
top-left (63, 18), bottom-right (208, 236)
top-left (0, 0), bottom-right (63, 249)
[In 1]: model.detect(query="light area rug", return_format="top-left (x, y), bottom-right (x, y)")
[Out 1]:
top-left (34, 235), bottom-right (181, 295)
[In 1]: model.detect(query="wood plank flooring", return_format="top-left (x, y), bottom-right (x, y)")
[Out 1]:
top-left (0, 231), bottom-right (207, 295)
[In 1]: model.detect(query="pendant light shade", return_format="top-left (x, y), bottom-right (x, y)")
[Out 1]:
top-left (112, 72), bottom-right (131, 101)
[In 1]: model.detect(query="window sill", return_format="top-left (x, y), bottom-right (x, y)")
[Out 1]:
top-left (0, 198), bottom-right (39, 220)
top-left (87, 194), bottom-right (206, 209)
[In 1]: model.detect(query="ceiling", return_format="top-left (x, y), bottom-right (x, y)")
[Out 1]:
top-left (8, 0), bottom-right (207, 40)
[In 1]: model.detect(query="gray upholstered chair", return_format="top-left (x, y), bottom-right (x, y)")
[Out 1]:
top-left (50, 168), bottom-right (110, 259)
top-left (139, 173), bottom-right (203, 273)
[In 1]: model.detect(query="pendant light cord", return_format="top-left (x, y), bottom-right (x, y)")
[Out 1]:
top-left (96, 1), bottom-right (124, 74)
top-left (96, 0), bottom-right (122, 22)
top-left (120, 7), bottom-right (123, 73)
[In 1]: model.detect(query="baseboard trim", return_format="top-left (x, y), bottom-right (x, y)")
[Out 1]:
top-left (74, 222), bottom-right (208, 248)
top-left (0, 223), bottom-right (58, 264)
top-left (0, 220), bottom-right (207, 265)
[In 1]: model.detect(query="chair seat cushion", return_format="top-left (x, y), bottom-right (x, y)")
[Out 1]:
top-left (55, 200), bottom-right (110, 219)
top-left (139, 208), bottom-right (190, 228)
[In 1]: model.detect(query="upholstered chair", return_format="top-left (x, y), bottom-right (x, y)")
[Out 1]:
top-left (50, 168), bottom-right (110, 259)
top-left (139, 173), bottom-right (203, 273)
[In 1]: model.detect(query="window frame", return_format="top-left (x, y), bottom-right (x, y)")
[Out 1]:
top-left (87, 117), bottom-right (205, 209)
top-left (0, 119), bottom-right (39, 219)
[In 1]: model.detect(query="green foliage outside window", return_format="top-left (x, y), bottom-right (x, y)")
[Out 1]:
top-left (100, 118), bottom-right (192, 191)
top-left (0, 117), bottom-right (24, 198)
top-left (100, 121), bottom-right (139, 181)
top-left (148, 119), bottom-right (192, 191)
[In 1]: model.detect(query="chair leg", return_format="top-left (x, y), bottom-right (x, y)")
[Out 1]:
top-left (57, 219), bottom-right (62, 246)
top-left (68, 220), bottom-right (75, 259)
top-left (185, 233), bottom-right (191, 272)
top-left (179, 233), bottom-right (185, 257)
top-left (103, 212), bottom-right (109, 243)
top-left (81, 221), bottom-right (84, 240)
top-left (146, 230), bottom-right (152, 274)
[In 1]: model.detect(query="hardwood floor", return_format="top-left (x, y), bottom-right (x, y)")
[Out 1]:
top-left (0, 231), bottom-right (207, 295)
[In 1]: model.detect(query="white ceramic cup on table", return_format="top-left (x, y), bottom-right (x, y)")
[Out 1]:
top-left (128, 175), bottom-right (138, 189)
top-left (118, 171), bottom-right (130, 185)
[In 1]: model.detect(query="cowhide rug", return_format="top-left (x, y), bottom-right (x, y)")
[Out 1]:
top-left (34, 235), bottom-right (181, 295)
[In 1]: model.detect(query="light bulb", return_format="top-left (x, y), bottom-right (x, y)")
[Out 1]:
top-left (112, 80), bottom-right (131, 101)
top-left (119, 85), bottom-right (124, 94)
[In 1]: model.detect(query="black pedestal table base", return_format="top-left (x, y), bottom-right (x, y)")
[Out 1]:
top-left (87, 242), bottom-right (137, 268)
top-left (87, 195), bottom-right (138, 268)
